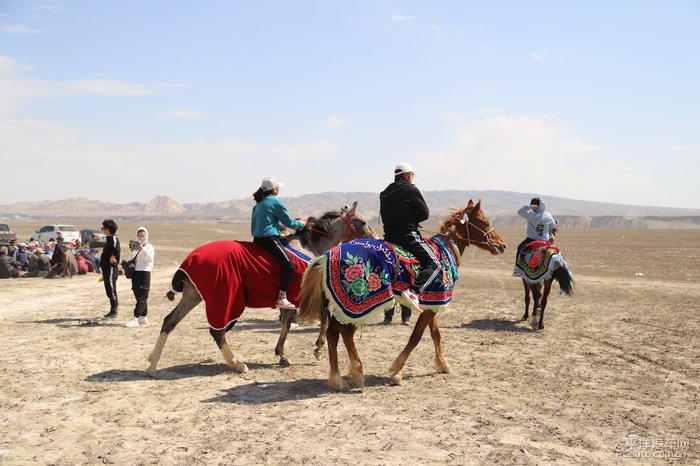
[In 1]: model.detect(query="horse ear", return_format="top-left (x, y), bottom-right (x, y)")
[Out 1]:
top-left (467, 199), bottom-right (475, 209)
top-left (475, 199), bottom-right (482, 211)
top-left (348, 201), bottom-right (358, 215)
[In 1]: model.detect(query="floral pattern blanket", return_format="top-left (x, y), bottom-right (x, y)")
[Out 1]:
top-left (321, 237), bottom-right (460, 325)
top-left (514, 240), bottom-right (568, 284)
top-left (179, 240), bottom-right (310, 330)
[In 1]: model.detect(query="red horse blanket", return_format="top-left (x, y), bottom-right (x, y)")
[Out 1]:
top-left (179, 240), bottom-right (309, 330)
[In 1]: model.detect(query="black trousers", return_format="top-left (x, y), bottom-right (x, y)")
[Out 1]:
top-left (131, 270), bottom-right (151, 317)
top-left (384, 230), bottom-right (441, 293)
top-left (384, 304), bottom-right (412, 322)
top-left (102, 264), bottom-right (119, 312)
top-left (516, 237), bottom-right (537, 260)
top-left (254, 236), bottom-right (295, 292)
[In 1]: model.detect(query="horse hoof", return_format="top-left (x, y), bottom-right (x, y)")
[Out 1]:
top-left (389, 374), bottom-right (403, 385)
top-left (279, 358), bottom-right (291, 367)
top-left (145, 367), bottom-right (158, 378)
top-left (234, 362), bottom-right (249, 373)
top-left (313, 350), bottom-right (322, 361)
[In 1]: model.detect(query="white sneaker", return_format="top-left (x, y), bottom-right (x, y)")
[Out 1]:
top-left (138, 316), bottom-right (149, 325)
top-left (401, 289), bottom-right (422, 313)
top-left (276, 297), bottom-right (296, 310)
top-left (125, 317), bottom-right (140, 328)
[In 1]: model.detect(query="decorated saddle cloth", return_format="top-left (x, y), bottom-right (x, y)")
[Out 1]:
top-left (179, 240), bottom-right (310, 330)
top-left (514, 240), bottom-right (568, 285)
top-left (321, 236), bottom-right (460, 325)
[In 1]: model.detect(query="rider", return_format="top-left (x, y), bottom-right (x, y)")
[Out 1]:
top-left (380, 162), bottom-right (441, 313)
top-left (252, 176), bottom-right (306, 310)
top-left (515, 197), bottom-right (557, 259)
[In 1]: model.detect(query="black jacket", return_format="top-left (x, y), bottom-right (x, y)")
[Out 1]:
top-left (100, 236), bottom-right (120, 268)
top-left (379, 179), bottom-right (430, 237)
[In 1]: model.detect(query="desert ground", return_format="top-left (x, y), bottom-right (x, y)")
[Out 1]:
top-left (0, 220), bottom-right (698, 465)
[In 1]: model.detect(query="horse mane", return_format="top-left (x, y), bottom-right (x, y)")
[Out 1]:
top-left (296, 211), bottom-right (342, 246)
top-left (438, 208), bottom-right (469, 238)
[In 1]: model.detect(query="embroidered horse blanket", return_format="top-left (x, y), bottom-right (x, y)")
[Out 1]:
top-left (514, 240), bottom-right (568, 285)
top-left (179, 240), bottom-right (310, 330)
top-left (320, 237), bottom-right (460, 325)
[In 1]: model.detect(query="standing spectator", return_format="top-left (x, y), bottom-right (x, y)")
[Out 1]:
top-left (100, 219), bottom-right (121, 318)
top-left (125, 227), bottom-right (155, 328)
top-left (0, 247), bottom-right (20, 279)
top-left (50, 237), bottom-right (64, 268)
top-left (7, 239), bottom-right (18, 258)
top-left (13, 243), bottom-right (30, 271)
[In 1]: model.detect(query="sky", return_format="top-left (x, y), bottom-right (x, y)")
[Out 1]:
top-left (1, 1), bottom-right (699, 208)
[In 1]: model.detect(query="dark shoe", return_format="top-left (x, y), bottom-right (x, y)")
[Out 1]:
top-left (104, 311), bottom-right (118, 319)
top-left (401, 318), bottom-right (411, 326)
top-left (382, 316), bottom-right (392, 325)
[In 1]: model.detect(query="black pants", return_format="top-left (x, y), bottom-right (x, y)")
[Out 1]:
top-left (254, 236), bottom-right (295, 292)
top-left (384, 304), bottom-right (412, 322)
top-left (516, 237), bottom-right (537, 261)
top-left (102, 264), bottom-right (119, 312)
top-left (385, 230), bottom-right (441, 293)
top-left (131, 270), bottom-right (151, 317)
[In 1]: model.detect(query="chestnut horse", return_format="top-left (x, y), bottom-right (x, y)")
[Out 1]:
top-left (146, 202), bottom-right (375, 377)
top-left (516, 229), bottom-right (574, 330)
top-left (297, 199), bottom-right (507, 391)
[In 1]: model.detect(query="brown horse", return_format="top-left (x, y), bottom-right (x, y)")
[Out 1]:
top-left (146, 202), bottom-right (375, 378)
top-left (516, 229), bottom-right (574, 330)
top-left (297, 199), bottom-right (507, 390)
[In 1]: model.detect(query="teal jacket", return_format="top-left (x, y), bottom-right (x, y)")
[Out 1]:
top-left (251, 195), bottom-right (304, 238)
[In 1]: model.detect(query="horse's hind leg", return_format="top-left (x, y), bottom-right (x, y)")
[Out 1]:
top-left (326, 318), bottom-right (349, 391)
top-left (530, 285), bottom-right (542, 330)
top-left (338, 324), bottom-right (364, 388)
top-left (521, 279), bottom-right (530, 320)
top-left (388, 310), bottom-right (434, 385)
top-left (275, 308), bottom-right (297, 366)
top-left (537, 280), bottom-right (553, 330)
top-left (147, 283), bottom-right (201, 377)
top-left (428, 314), bottom-right (451, 374)
top-left (210, 327), bottom-right (248, 373)
top-left (313, 307), bottom-right (329, 360)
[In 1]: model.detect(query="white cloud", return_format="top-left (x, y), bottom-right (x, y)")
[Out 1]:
top-left (0, 24), bottom-right (44, 34)
top-left (164, 110), bottom-right (213, 119)
top-left (531, 50), bottom-right (548, 62)
top-left (391, 14), bottom-right (414, 23)
top-left (323, 115), bottom-right (349, 128)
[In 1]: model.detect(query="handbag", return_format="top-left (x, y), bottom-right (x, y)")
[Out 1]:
top-left (121, 250), bottom-right (140, 279)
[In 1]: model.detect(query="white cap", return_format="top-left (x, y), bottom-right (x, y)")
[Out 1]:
top-left (261, 176), bottom-right (284, 191)
top-left (394, 162), bottom-right (414, 176)
top-left (19, 242), bottom-right (27, 247)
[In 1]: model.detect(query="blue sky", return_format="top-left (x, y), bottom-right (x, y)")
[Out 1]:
top-left (1, 1), bottom-right (698, 208)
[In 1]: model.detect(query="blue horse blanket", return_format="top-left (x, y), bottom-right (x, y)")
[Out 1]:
top-left (319, 237), bottom-right (460, 325)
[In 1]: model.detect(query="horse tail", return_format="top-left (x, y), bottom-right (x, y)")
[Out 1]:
top-left (166, 269), bottom-right (188, 301)
top-left (297, 257), bottom-right (325, 323)
top-left (553, 265), bottom-right (574, 297)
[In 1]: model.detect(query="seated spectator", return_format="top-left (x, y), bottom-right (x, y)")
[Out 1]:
top-left (85, 248), bottom-right (100, 273)
top-left (13, 242), bottom-right (30, 271)
top-left (61, 244), bottom-right (79, 278)
top-left (0, 247), bottom-right (20, 279)
top-left (7, 239), bottom-right (18, 258)
top-left (23, 248), bottom-right (52, 278)
top-left (75, 251), bottom-right (95, 274)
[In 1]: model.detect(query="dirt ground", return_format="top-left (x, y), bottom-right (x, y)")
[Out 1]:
top-left (1, 221), bottom-right (698, 465)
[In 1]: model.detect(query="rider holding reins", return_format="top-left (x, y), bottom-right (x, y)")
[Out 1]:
top-left (379, 163), bottom-right (441, 313)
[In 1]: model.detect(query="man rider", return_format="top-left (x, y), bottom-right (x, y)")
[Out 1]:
top-left (515, 197), bottom-right (557, 259)
top-left (380, 162), bottom-right (441, 313)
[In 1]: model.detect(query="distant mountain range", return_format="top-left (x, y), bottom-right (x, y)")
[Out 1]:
top-left (1, 191), bottom-right (699, 229)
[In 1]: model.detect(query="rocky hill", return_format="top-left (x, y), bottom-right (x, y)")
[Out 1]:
top-left (1, 191), bottom-right (699, 229)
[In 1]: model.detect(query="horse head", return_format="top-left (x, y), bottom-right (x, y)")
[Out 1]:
top-left (440, 199), bottom-right (507, 255)
top-left (296, 201), bottom-right (375, 256)
top-left (339, 201), bottom-right (376, 242)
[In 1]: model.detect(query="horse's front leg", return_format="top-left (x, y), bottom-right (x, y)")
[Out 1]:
top-left (147, 285), bottom-right (201, 377)
top-left (209, 327), bottom-right (248, 373)
top-left (521, 279), bottom-right (530, 320)
top-left (530, 286), bottom-right (542, 330)
top-left (388, 310), bottom-right (434, 385)
top-left (428, 314), bottom-right (451, 374)
top-left (338, 324), bottom-right (364, 388)
top-left (326, 318), bottom-right (349, 391)
top-left (275, 308), bottom-right (297, 366)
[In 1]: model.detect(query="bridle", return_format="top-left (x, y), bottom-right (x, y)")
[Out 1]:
top-left (340, 209), bottom-right (371, 242)
top-left (451, 213), bottom-right (497, 248)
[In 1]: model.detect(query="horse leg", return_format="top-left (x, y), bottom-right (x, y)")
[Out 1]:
top-left (388, 310), bottom-right (434, 385)
top-left (326, 318), bottom-right (349, 391)
top-left (146, 283), bottom-right (201, 377)
top-left (209, 327), bottom-right (249, 373)
top-left (275, 308), bottom-right (297, 366)
top-left (428, 314), bottom-right (451, 374)
top-left (313, 306), bottom-right (329, 361)
top-left (530, 285), bottom-right (542, 330)
top-left (538, 279), bottom-right (553, 330)
top-left (338, 324), bottom-right (364, 388)
top-left (521, 279), bottom-right (530, 320)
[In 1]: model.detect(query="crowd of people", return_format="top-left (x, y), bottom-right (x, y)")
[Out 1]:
top-left (0, 237), bottom-right (101, 279)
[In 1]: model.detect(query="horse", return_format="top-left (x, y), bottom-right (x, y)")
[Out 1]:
top-left (515, 229), bottom-right (574, 330)
top-left (297, 199), bottom-right (507, 391)
top-left (146, 202), bottom-right (375, 377)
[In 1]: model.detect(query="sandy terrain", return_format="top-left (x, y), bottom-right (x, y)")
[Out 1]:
top-left (1, 221), bottom-right (698, 464)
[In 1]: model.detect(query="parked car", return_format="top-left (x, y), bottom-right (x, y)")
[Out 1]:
top-left (0, 224), bottom-right (18, 246)
top-left (30, 224), bottom-right (81, 244)
top-left (79, 228), bottom-right (107, 248)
